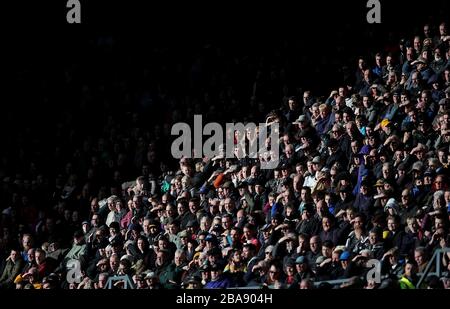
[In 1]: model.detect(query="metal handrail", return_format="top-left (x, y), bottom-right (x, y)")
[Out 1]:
top-left (105, 275), bottom-right (135, 289)
top-left (416, 248), bottom-right (450, 288)
top-left (309, 248), bottom-right (450, 288)
top-left (102, 248), bottom-right (449, 289)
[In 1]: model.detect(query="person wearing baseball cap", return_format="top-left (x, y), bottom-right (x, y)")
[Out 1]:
top-left (292, 256), bottom-right (314, 285)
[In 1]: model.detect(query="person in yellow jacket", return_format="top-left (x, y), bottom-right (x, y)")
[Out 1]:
top-left (13, 267), bottom-right (42, 289)
top-left (398, 261), bottom-right (418, 289)
top-left (223, 249), bottom-right (247, 274)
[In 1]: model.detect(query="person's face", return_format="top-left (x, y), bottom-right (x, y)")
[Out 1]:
top-left (98, 275), bottom-right (108, 288)
top-left (197, 234), bottom-right (206, 248)
top-left (300, 280), bottom-right (311, 289)
top-left (415, 178), bottom-right (423, 187)
top-left (285, 206), bottom-right (295, 217)
top-left (110, 257), bottom-right (119, 270)
top-left (286, 265), bottom-right (295, 276)
top-left (35, 251), bottom-right (45, 264)
top-left (288, 99), bottom-right (297, 110)
top-left (434, 177), bottom-right (444, 190)
top-left (300, 189), bottom-right (309, 201)
top-left (444, 191), bottom-right (450, 203)
top-left (199, 217), bottom-right (209, 231)
top-left (207, 204), bottom-right (218, 219)
top-left (175, 253), bottom-right (184, 266)
top-left (322, 217), bottom-right (331, 231)
top-left (224, 200), bottom-right (234, 213)
top-left (230, 229), bottom-right (240, 243)
top-left (369, 232), bottom-right (378, 245)
top-left (424, 25), bottom-right (431, 37)
top-left (407, 219), bottom-right (418, 231)
top-left (375, 56), bottom-right (382, 66)
top-left (143, 219), bottom-right (153, 234)
top-left (222, 217), bottom-right (232, 230)
top-left (401, 191), bottom-right (410, 204)
top-left (303, 93), bottom-right (310, 103)
top-left (210, 268), bottom-right (221, 280)
top-left (158, 239), bottom-right (168, 250)
top-left (295, 262), bottom-right (305, 273)
top-left (168, 224), bottom-right (178, 235)
top-left (359, 184), bottom-right (368, 195)
top-left (424, 175), bottom-right (433, 185)
top-left (311, 161), bottom-right (320, 172)
top-left (187, 281), bottom-right (201, 289)
top-left (264, 249), bottom-right (273, 260)
top-left (414, 37), bottom-right (421, 50)
top-left (156, 252), bottom-right (166, 266)
top-left (439, 24), bottom-right (447, 36)
top-left (107, 199), bottom-right (116, 211)
top-left (405, 263), bottom-right (415, 277)
top-left (200, 269), bottom-right (211, 282)
top-left (118, 263), bottom-right (129, 274)
top-left (328, 251), bottom-right (339, 263)
top-left (345, 124), bottom-right (353, 137)
top-left (10, 250), bottom-right (18, 261)
top-left (27, 249), bottom-right (35, 261)
top-left (262, 229), bottom-right (271, 240)
top-left (269, 266), bottom-right (280, 280)
top-left (22, 236), bottom-right (32, 250)
top-left (437, 151), bottom-right (447, 164)
top-left (98, 261), bottom-right (109, 272)
top-left (381, 252), bottom-right (394, 265)
top-left (322, 246), bottom-right (332, 258)
top-left (353, 217), bottom-right (363, 228)
top-left (189, 201), bottom-right (198, 213)
top-left (137, 238), bottom-right (145, 252)
top-left (132, 197), bottom-right (141, 209)
top-left (350, 142), bottom-right (360, 155)
top-left (382, 166), bottom-right (390, 178)
top-left (243, 228), bottom-right (253, 240)
top-left (180, 234), bottom-right (189, 246)
top-left (435, 218), bottom-right (444, 230)
top-left (387, 219), bottom-right (398, 231)
top-left (312, 107), bottom-right (319, 118)
top-left (232, 251), bottom-right (241, 263)
top-left (130, 229), bottom-right (139, 239)
top-left (177, 203), bottom-right (186, 216)
top-left (242, 247), bottom-right (251, 260)
top-left (358, 59), bottom-right (365, 69)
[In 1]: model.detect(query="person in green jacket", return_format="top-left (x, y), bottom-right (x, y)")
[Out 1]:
top-left (0, 248), bottom-right (24, 289)
top-left (159, 249), bottom-right (187, 289)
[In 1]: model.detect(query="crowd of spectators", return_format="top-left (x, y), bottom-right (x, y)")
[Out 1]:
top-left (1, 15), bottom-right (450, 289)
